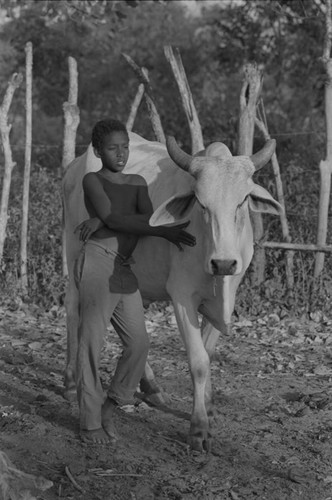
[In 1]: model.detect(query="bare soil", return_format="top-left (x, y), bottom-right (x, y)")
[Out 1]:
top-left (1, 303), bottom-right (332, 500)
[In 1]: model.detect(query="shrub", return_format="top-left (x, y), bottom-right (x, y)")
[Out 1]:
top-left (1, 164), bottom-right (66, 309)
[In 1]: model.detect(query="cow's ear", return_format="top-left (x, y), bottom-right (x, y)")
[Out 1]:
top-left (249, 184), bottom-right (283, 215)
top-left (149, 192), bottom-right (197, 226)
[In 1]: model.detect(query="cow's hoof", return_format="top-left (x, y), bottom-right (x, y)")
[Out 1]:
top-left (138, 379), bottom-right (169, 406)
top-left (63, 387), bottom-right (77, 402)
top-left (143, 391), bottom-right (167, 406)
top-left (188, 432), bottom-right (212, 452)
top-left (139, 377), bottom-right (160, 394)
top-left (136, 388), bottom-right (168, 406)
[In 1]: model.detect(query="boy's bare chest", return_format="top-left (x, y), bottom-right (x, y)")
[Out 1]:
top-left (99, 178), bottom-right (137, 212)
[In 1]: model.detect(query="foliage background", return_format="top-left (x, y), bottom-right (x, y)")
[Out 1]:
top-left (0, 0), bottom-right (331, 316)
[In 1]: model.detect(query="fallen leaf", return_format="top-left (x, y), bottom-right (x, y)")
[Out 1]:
top-left (314, 365), bottom-right (332, 376)
top-left (28, 342), bottom-right (43, 351)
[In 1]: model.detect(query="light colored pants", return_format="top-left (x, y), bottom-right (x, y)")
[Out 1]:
top-left (76, 240), bottom-right (149, 431)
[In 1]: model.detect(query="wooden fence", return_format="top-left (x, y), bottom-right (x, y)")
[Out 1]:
top-left (1, 34), bottom-right (332, 294)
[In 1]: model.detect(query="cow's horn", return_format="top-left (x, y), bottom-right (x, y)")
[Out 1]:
top-left (166, 135), bottom-right (193, 172)
top-left (250, 139), bottom-right (276, 171)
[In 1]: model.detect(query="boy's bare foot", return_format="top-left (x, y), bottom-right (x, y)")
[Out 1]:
top-left (80, 428), bottom-right (114, 445)
top-left (102, 398), bottom-right (120, 440)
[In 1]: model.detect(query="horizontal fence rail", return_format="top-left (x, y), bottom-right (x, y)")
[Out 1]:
top-left (262, 241), bottom-right (332, 253)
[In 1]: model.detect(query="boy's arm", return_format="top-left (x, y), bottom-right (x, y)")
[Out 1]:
top-left (76, 177), bottom-right (151, 241)
top-left (75, 216), bottom-right (104, 242)
top-left (81, 173), bottom-right (156, 234)
top-left (79, 173), bottom-right (196, 250)
top-left (135, 178), bottom-right (197, 250)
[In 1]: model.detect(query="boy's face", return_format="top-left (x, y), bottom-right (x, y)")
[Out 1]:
top-left (94, 131), bottom-right (129, 173)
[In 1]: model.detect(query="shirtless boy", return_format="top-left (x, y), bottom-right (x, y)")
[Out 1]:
top-left (75, 119), bottom-right (196, 444)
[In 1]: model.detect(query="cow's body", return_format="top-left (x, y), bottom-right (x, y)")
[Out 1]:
top-left (63, 132), bottom-right (281, 451)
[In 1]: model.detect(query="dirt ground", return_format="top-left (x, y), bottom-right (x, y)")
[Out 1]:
top-left (1, 303), bottom-right (332, 500)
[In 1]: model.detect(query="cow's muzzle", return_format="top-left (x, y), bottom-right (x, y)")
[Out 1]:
top-left (210, 259), bottom-right (238, 276)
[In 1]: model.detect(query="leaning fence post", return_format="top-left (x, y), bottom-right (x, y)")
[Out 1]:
top-left (255, 100), bottom-right (294, 289)
top-left (123, 53), bottom-right (165, 143)
top-left (164, 45), bottom-right (204, 154)
top-left (126, 83), bottom-right (144, 131)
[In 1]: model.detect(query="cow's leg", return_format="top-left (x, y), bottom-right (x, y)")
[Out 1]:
top-left (64, 278), bottom-right (79, 401)
top-left (139, 361), bottom-right (166, 405)
top-left (199, 275), bottom-right (242, 425)
top-left (201, 317), bottom-right (220, 417)
top-left (172, 298), bottom-right (211, 452)
top-left (139, 317), bottom-right (166, 405)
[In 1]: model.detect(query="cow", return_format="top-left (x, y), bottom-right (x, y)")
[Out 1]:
top-left (62, 131), bottom-right (282, 451)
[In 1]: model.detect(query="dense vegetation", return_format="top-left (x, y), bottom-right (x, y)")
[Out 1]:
top-left (0, 0), bottom-right (331, 316)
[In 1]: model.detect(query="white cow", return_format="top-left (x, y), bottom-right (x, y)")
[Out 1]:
top-left (62, 132), bottom-right (282, 451)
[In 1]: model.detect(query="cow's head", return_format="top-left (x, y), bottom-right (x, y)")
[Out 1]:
top-left (150, 136), bottom-right (283, 277)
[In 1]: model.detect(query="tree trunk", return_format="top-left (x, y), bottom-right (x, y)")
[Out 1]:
top-left (62, 57), bottom-right (80, 277)
top-left (164, 45), bottom-right (204, 154)
top-left (237, 63), bottom-right (265, 285)
top-left (0, 73), bottom-right (23, 264)
top-left (20, 42), bottom-right (33, 295)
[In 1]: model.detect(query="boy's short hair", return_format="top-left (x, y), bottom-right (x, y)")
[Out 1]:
top-left (91, 119), bottom-right (129, 150)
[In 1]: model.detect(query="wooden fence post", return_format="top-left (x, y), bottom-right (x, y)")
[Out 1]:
top-left (164, 45), bottom-right (204, 154)
top-left (62, 57), bottom-right (80, 172)
top-left (0, 73), bottom-right (23, 264)
top-left (237, 63), bottom-right (265, 285)
top-left (314, 0), bottom-right (332, 277)
top-left (20, 41), bottom-right (33, 294)
top-left (62, 56), bottom-right (80, 277)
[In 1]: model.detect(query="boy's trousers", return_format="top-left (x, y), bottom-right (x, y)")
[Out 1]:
top-left (76, 240), bottom-right (150, 431)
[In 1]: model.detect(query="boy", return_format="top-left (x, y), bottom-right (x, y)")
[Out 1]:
top-left (75, 119), bottom-right (196, 444)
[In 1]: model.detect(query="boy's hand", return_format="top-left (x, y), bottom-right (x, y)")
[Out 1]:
top-left (162, 221), bottom-right (196, 251)
top-left (75, 217), bottom-right (103, 242)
